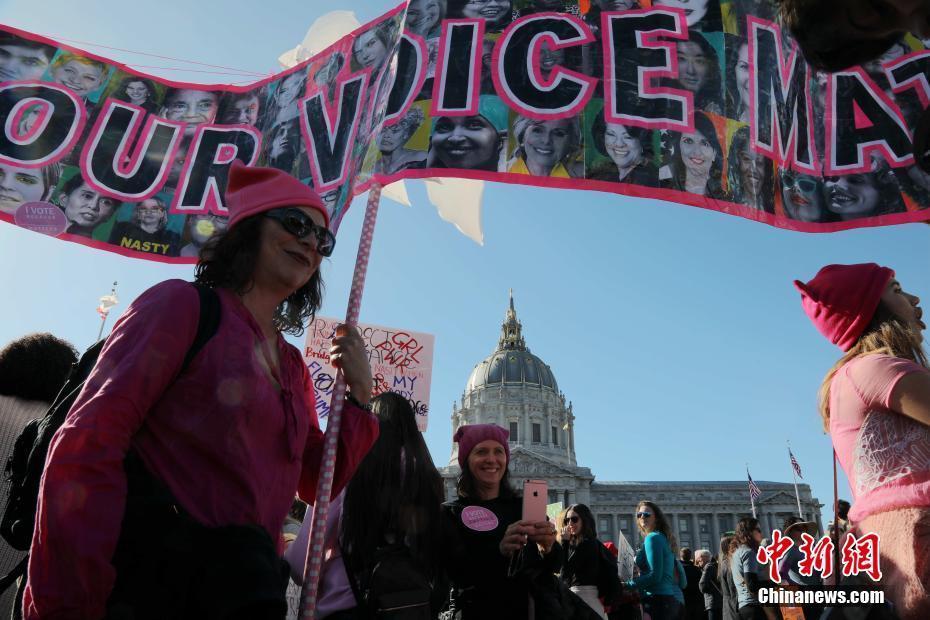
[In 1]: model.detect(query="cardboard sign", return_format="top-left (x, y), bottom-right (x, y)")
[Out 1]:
top-left (303, 315), bottom-right (435, 431)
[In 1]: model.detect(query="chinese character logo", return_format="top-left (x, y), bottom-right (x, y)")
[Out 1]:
top-left (756, 529), bottom-right (794, 583)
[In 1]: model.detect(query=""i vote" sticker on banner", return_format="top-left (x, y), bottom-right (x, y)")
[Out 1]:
top-left (14, 201), bottom-right (68, 237)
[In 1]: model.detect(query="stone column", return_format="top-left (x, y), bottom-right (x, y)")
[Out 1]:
top-left (711, 511), bottom-right (720, 552)
top-left (671, 513), bottom-right (680, 542)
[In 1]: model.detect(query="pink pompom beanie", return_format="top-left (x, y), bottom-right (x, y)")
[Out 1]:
top-left (794, 263), bottom-right (894, 351)
top-left (454, 424), bottom-right (510, 469)
top-left (225, 160), bottom-right (329, 230)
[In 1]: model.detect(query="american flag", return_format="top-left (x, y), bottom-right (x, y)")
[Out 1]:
top-left (97, 285), bottom-right (119, 319)
top-left (747, 471), bottom-right (762, 501)
top-left (789, 449), bottom-right (803, 479)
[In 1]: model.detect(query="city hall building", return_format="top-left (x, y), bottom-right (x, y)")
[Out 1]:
top-left (439, 295), bottom-right (823, 551)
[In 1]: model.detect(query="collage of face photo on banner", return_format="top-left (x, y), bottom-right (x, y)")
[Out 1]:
top-left (347, 0), bottom-right (930, 227)
top-left (3, 0), bottom-right (930, 264)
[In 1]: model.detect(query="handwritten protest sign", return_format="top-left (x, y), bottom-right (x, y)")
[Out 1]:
top-left (303, 316), bottom-right (435, 431)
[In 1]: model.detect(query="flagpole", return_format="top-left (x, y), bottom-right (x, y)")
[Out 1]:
top-left (747, 464), bottom-right (757, 519)
top-left (788, 443), bottom-right (804, 519)
top-left (96, 281), bottom-right (118, 341)
top-left (299, 184), bottom-right (382, 619)
top-left (96, 313), bottom-right (108, 342)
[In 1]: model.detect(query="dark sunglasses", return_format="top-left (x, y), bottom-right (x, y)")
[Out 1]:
top-left (563, 516), bottom-right (580, 525)
top-left (636, 511), bottom-right (652, 519)
top-left (265, 207), bottom-right (335, 257)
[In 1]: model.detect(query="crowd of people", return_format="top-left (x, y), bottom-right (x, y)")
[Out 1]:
top-left (1, 1), bottom-right (930, 618)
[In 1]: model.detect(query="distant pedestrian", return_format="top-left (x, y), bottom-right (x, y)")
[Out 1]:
top-left (695, 549), bottom-right (721, 620)
top-left (626, 500), bottom-right (686, 620)
top-left (729, 518), bottom-right (764, 620)
top-left (679, 547), bottom-right (704, 620)
top-left (716, 536), bottom-right (738, 620)
top-left (558, 503), bottom-right (612, 620)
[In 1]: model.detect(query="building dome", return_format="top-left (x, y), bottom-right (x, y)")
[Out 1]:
top-left (466, 349), bottom-right (558, 392)
top-left (466, 291), bottom-right (558, 393)
top-left (451, 291), bottom-right (576, 468)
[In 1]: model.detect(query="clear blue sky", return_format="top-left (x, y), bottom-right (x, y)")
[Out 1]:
top-left (2, 0), bottom-right (927, 528)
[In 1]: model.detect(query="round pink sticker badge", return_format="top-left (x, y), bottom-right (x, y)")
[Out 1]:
top-left (461, 506), bottom-right (498, 532)
top-left (14, 201), bottom-right (68, 237)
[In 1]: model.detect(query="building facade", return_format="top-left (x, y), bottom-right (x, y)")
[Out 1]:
top-left (439, 295), bottom-right (823, 550)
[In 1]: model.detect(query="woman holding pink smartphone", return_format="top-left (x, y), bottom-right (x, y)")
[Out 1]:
top-left (440, 424), bottom-right (560, 618)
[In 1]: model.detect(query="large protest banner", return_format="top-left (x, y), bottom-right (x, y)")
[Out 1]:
top-left (303, 316), bottom-right (435, 430)
top-left (3, 0), bottom-right (930, 263)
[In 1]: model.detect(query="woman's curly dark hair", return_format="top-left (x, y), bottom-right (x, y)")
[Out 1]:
top-left (0, 333), bottom-right (78, 402)
top-left (194, 214), bottom-right (323, 336)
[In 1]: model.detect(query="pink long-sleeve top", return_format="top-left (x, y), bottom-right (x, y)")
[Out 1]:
top-left (23, 279), bottom-right (379, 619)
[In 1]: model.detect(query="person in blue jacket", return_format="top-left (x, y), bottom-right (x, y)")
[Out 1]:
top-left (626, 500), bottom-right (687, 620)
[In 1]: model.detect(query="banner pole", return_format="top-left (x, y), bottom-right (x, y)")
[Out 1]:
top-left (298, 184), bottom-right (383, 619)
top-left (832, 449), bottom-right (841, 582)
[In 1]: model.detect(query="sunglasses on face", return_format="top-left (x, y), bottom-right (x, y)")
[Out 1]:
top-left (782, 175), bottom-right (819, 193)
top-left (264, 207), bottom-right (335, 257)
top-left (636, 511), bottom-right (652, 519)
top-left (563, 516), bottom-right (580, 525)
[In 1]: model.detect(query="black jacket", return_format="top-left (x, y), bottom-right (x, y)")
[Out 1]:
top-left (681, 561), bottom-right (704, 619)
top-left (698, 560), bottom-right (722, 611)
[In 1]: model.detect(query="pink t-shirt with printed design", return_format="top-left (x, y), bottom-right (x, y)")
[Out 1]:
top-left (829, 354), bottom-right (930, 523)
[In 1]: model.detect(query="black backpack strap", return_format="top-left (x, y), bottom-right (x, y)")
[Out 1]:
top-left (0, 555), bottom-right (27, 595)
top-left (180, 284), bottom-right (221, 373)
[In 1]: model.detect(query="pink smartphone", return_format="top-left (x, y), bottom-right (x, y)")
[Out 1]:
top-left (522, 479), bottom-right (548, 523)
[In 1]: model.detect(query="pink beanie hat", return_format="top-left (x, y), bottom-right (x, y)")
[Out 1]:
top-left (794, 263), bottom-right (894, 351)
top-left (454, 424), bottom-right (510, 470)
top-left (225, 160), bottom-right (329, 230)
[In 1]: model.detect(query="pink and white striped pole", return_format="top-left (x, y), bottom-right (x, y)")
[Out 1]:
top-left (298, 184), bottom-right (382, 618)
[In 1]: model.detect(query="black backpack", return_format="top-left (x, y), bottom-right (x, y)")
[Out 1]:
top-left (0, 283), bottom-right (220, 564)
top-left (349, 543), bottom-right (433, 619)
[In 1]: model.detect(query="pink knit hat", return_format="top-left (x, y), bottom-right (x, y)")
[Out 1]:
top-left (225, 160), bottom-right (329, 230)
top-left (794, 263), bottom-right (894, 351)
top-left (454, 424), bottom-right (510, 470)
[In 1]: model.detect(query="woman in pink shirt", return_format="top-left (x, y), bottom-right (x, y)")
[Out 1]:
top-left (23, 162), bottom-right (379, 619)
top-left (795, 262), bottom-right (930, 619)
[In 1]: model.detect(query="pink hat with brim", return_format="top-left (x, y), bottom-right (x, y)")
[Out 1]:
top-left (225, 160), bottom-right (329, 230)
top-left (454, 424), bottom-right (510, 470)
top-left (794, 263), bottom-right (894, 351)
